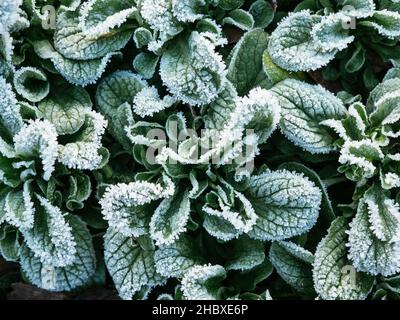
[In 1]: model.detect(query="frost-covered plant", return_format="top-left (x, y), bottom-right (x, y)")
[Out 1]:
top-left (2, 0), bottom-right (400, 302)
top-left (268, 0), bottom-right (400, 94)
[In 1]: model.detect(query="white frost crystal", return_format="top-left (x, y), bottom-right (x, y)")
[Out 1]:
top-left (14, 119), bottom-right (58, 181)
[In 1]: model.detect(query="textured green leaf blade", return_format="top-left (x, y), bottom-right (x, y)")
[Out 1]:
top-left (20, 215), bottom-right (96, 292)
top-left (313, 217), bottom-right (374, 300)
top-left (246, 170), bottom-right (322, 241)
top-left (104, 230), bottom-right (165, 300)
top-left (271, 79), bottom-right (347, 154)
top-left (227, 28), bottom-right (271, 95)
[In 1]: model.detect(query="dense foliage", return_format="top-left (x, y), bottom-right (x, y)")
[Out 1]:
top-left (1, 0), bottom-right (400, 300)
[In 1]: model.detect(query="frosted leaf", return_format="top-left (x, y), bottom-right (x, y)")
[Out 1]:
top-left (348, 199), bottom-right (400, 276)
top-left (339, 0), bottom-right (375, 18)
top-left (13, 120), bottom-right (58, 181)
top-left (321, 102), bottom-right (368, 141)
top-left (268, 11), bottom-right (337, 72)
top-left (227, 28), bottom-right (270, 96)
top-left (363, 184), bottom-right (400, 242)
top-left (313, 217), bottom-right (374, 300)
top-left (311, 13), bottom-right (355, 52)
top-left (0, 26), bottom-right (13, 76)
top-left (132, 52), bottom-right (160, 80)
top-left (338, 139), bottom-right (383, 182)
top-left (13, 67), bottom-right (49, 103)
top-left (380, 171), bottom-right (400, 190)
top-left (58, 111), bottom-right (108, 170)
top-left (269, 241), bottom-right (314, 293)
top-left (100, 175), bottom-right (175, 237)
top-left (96, 70), bottom-right (146, 119)
top-left (54, 11), bottom-right (132, 60)
top-left (37, 80), bottom-right (92, 135)
top-left (140, 0), bottom-right (182, 41)
top-left (65, 174), bottom-right (91, 211)
top-left (150, 190), bottom-right (191, 246)
top-left (132, 86), bottom-right (175, 118)
top-left (361, 10), bottom-right (400, 38)
top-left (20, 215), bottom-right (96, 292)
top-left (223, 87), bottom-right (281, 144)
top-left (33, 40), bottom-right (119, 88)
top-left (367, 78), bottom-right (400, 111)
top-left (172, 0), bottom-right (205, 22)
top-left (246, 170), bottom-right (322, 241)
top-left (203, 80), bottom-right (237, 131)
top-left (79, 0), bottom-right (137, 36)
top-left (126, 121), bottom-right (166, 148)
top-left (0, 0), bottom-right (22, 29)
top-left (181, 264), bottom-right (226, 300)
top-left (222, 9), bottom-right (255, 31)
top-left (224, 237), bottom-right (265, 271)
top-left (203, 190), bottom-right (257, 241)
top-left (155, 235), bottom-right (206, 278)
top-left (104, 230), bottom-right (165, 300)
top-left (160, 31), bottom-right (226, 106)
top-left (369, 88), bottom-right (400, 129)
top-left (4, 180), bottom-right (34, 229)
top-left (133, 27), bottom-right (153, 49)
top-left (22, 195), bottom-right (77, 268)
top-left (271, 79), bottom-right (347, 154)
top-left (0, 76), bottom-right (23, 139)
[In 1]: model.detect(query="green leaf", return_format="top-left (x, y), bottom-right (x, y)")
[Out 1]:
top-left (54, 11), bottom-right (132, 60)
top-left (249, 0), bottom-right (274, 29)
top-left (20, 215), bottom-right (96, 292)
top-left (360, 10), bottom-right (400, 38)
top-left (79, 0), bottom-right (137, 36)
top-left (13, 67), bottom-right (49, 103)
top-left (100, 176), bottom-right (175, 237)
top-left (271, 79), bottom-right (347, 154)
top-left (96, 70), bottom-right (146, 119)
top-left (133, 27), bottom-right (153, 49)
top-left (104, 231), bottom-right (165, 300)
top-left (0, 226), bottom-right (20, 262)
top-left (230, 259), bottom-right (273, 291)
top-left (246, 170), bottom-right (322, 241)
top-left (227, 28), bottom-right (271, 95)
top-left (38, 80), bottom-right (92, 135)
top-left (311, 13), bottom-right (354, 52)
top-left (4, 181), bottom-right (34, 229)
top-left (66, 174), bottom-right (91, 211)
top-left (154, 235), bottom-right (206, 278)
top-left (278, 162), bottom-right (336, 224)
top-left (13, 120), bottom-right (58, 181)
top-left (345, 42), bottom-right (366, 73)
top-left (133, 52), bottom-right (159, 80)
top-left (313, 217), bottom-right (375, 300)
top-left (203, 187), bottom-right (257, 241)
top-left (181, 264), bottom-right (226, 300)
top-left (262, 50), bottom-right (306, 85)
top-left (203, 80), bottom-right (238, 130)
top-left (218, 0), bottom-right (244, 10)
top-left (160, 31), bottom-right (226, 106)
top-left (268, 11), bottom-right (336, 72)
top-left (0, 76), bottom-right (23, 141)
top-left (150, 190), bottom-right (191, 246)
top-left (222, 9), bottom-right (254, 31)
top-left (222, 236), bottom-right (265, 271)
top-left (348, 197), bottom-right (400, 276)
top-left (21, 195), bottom-right (77, 268)
top-left (33, 40), bottom-right (120, 88)
top-left (269, 241), bottom-right (314, 294)
top-left (338, 0), bottom-right (375, 18)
